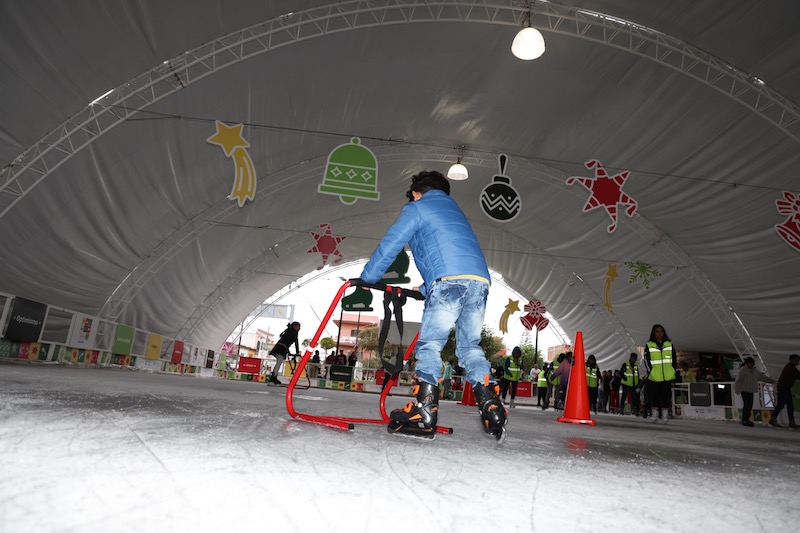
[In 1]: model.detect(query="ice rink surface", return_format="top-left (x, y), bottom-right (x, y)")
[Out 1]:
top-left (1, 363), bottom-right (798, 532)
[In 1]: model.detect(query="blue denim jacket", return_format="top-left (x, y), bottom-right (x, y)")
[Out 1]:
top-left (360, 190), bottom-right (489, 295)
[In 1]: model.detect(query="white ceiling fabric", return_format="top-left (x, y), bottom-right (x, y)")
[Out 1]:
top-left (2, 0), bottom-right (799, 374)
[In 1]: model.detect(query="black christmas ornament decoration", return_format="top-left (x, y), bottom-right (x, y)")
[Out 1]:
top-left (480, 153), bottom-right (521, 222)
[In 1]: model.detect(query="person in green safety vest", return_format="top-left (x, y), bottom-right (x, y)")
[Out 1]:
top-left (619, 352), bottom-right (641, 415)
top-left (644, 324), bottom-right (677, 423)
top-left (546, 353), bottom-right (565, 410)
top-left (500, 347), bottom-right (524, 408)
top-left (586, 354), bottom-right (600, 413)
top-left (441, 360), bottom-right (454, 400)
top-left (537, 363), bottom-right (549, 408)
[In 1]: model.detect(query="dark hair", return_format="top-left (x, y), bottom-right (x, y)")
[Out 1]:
top-left (648, 324), bottom-right (671, 343)
top-left (406, 170), bottom-right (450, 201)
top-left (744, 356), bottom-right (755, 365)
top-left (512, 346), bottom-right (522, 357)
top-left (790, 353), bottom-right (800, 361)
top-left (629, 352), bottom-right (638, 359)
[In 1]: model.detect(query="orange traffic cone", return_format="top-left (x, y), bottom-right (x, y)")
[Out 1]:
top-left (459, 381), bottom-right (477, 406)
top-left (557, 331), bottom-right (597, 425)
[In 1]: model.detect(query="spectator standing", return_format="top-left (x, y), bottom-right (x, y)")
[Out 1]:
top-left (501, 347), bottom-right (524, 408)
top-left (734, 356), bottom-right (775, 427)
top-left (598, 370), bottom-right (611, 412)
top-left (538, 363), bottom-right (550, 408)
top-left (551, 352), bottom-right (573, 410)
top-left (769, 353), bottom-right (800, 428)
top-left (586, 354), bottom-right (600, 413)
top-left (549, 353), bottom-right (565, 409)
top-left (609, 370), bottom-right (622, 414)
top-left (644, 324), bottom-right (676, 423)
top-left (679, 362), bottom-right (697, 383)
top-left (620, 353), bottom-right (641, 415)
top-left (309, 350), bottom-right (321, 379)
top-left (530, 364), bottom-right (540, 401)
top-left (348, 350), bottom-right (358, 367)
top-left (442, 360), bottom-right (454, 400)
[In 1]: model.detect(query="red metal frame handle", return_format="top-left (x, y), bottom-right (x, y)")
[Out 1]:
top-left (285, 280), bottom-right (452, 435)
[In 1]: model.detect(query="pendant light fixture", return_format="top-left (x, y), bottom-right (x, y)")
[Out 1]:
top-left (511, 5), bottom-right (545, 60)
top-left (447, 145), bottom-right (469, 181)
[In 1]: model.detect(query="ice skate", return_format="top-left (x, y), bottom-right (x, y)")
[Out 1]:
top-left (386, 380), bottom-right (438, 440)
top-left (473, 382), bottom-right (508, 442)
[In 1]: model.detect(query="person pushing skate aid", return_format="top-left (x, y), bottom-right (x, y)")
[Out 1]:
top-left (354, 170), bottom-right (508, 441)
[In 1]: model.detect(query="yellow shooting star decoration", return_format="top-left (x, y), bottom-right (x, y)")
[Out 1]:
top-left (499, 299), bottom-right (521, 334)
top-left (603, 263), bottom-right (619, 310)
top-left (207, 120), bottom-right (257, 207)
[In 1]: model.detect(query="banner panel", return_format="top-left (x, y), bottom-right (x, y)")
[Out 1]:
top-left (170, 340), bottom-right (184, 364)
top-left (112, 325), bottom-right (135, 355)
top-left (5, 297), bottom-right (47, 342)
top-left (238, 357), bottom-right (261, 374)
top-left (68, 313), bottom-right (99, 349)
top-left (145, 333), bottom-right (163, 360)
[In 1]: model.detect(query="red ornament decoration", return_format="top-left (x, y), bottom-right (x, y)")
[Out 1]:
top-left (307, 223), bottom-right (346, 269)
top-left (566, 159), bottom-right (638, 233)
top-left (775, 190), bottom-right (800, 252)
top-left (520, 300), bottom-right (549, 331)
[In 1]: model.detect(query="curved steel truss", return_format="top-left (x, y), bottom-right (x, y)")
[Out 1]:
top-left (2, 0), bottom-right (798, 220)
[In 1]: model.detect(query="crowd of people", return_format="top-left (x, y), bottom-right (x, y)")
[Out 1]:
top-left (264, 317), bottom-right (798, 430)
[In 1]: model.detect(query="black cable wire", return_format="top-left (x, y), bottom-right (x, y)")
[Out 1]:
top-left (112, 103), bottom-right (797, 193)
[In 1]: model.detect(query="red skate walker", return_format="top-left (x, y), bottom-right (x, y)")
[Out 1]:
top-left (285, 279), bottom-right (453, 435)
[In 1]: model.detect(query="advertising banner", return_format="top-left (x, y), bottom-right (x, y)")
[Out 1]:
top-left (205, 349), bottom-right (215, 369)
top-left (4, 297), bottom-right (47, 342)
top-left (68, 313), bottom-right (99, 349)
top-left (170, 340), bottom-right (184, 364)
top-left (189, 346), bottom-right (205, 367)
top-left (145, 333), bottom-right (163, 360)
top-left (112, 324), bottom-right (135, 355)
top-left (238, 356), bottom-right (261, 374)
top-left (220, 341), bottom-right (237, 355)
top-left (689, 382), bottom-right (712, 407)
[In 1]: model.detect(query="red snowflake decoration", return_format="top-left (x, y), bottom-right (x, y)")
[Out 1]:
top-left (566, 159), bottom-right (638, 233)
top-left (775, 190), bottom-right (800, 252)
top-left (307, 223), bottom-right (346, 269)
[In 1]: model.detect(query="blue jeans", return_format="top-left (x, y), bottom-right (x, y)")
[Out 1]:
top-left (414, 279), bottom-right (492, 388)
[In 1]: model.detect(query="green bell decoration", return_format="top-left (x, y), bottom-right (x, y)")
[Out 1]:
top-left (318, 137), bottom-right (380, 204)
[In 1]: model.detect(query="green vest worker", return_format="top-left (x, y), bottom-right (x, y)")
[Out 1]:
top-left (645, 324), bottom-right (677, 423)
top-left (501, 347), bottom-right (524, 408)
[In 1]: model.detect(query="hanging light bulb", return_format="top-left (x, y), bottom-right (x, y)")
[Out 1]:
top-left (447, 146), bottom-right (469, 181)
top-left (447, 161), bottom-right (468, 181)
top-left (512, 7), bottom-right (545, 60)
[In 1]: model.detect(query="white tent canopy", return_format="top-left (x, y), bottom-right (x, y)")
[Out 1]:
top-left (2, 0), bottom-right (799, 374)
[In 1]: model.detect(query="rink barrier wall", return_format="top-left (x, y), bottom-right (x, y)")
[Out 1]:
top-left (3, 337), bottom-right (797, 425)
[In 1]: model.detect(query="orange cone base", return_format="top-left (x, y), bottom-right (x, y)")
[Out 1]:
top-left (557, 416), bottom-right (597, 426)
top-left (458, 382), bottom-right (477, 406)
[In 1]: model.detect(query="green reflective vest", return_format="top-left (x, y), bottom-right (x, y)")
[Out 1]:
top-left (646, 341), bottom-right (676, 382)
top-left (550, 360), bottom-right (561, 386)
top-left (505, 357), bottom-right (522, 382)
top-left (621, 360), bottom-right (639, 387)
top-left (538, 368), bottom-right (548, 387)
top-left (586, 366), bottom-right (598, 388)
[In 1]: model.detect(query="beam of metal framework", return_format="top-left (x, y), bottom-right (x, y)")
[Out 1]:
top-left (2, 0), bottom-right (798, 220)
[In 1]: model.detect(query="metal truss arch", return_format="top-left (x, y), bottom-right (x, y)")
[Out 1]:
top-left (3, 0), bottom-right (799, 221)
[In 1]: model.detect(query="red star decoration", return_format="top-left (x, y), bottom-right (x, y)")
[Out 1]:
top-left (566, 159), bottom-right (638, 233)
top-left (308, 223), bottom-right (346, 269)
